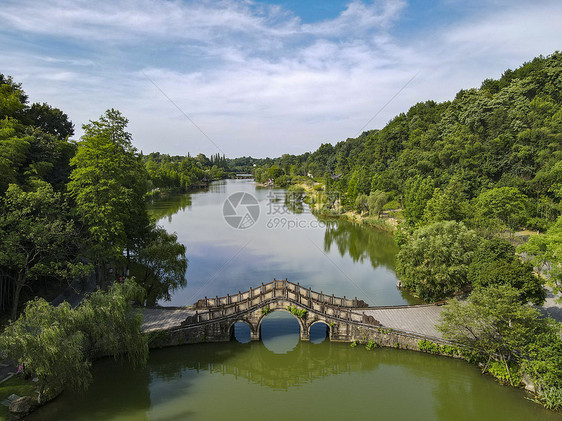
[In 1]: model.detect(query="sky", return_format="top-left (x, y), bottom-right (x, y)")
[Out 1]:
top-left (1, 0), bottom-right (561, 158)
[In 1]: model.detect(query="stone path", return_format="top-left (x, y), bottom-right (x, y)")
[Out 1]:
top-left (141, 308), bottom-right (195, 332)
top-left (363, 305), bottom-right (445, 339)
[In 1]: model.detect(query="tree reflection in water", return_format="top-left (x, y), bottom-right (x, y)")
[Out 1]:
top-left (322, 219), bottom-right (397, 270)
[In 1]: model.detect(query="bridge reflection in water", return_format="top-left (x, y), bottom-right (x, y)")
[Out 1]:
top-left (234, 311), bottom-right (329, 352)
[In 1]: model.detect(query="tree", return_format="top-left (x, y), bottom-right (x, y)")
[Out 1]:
top-left (0, 183), bottom-right (90, 319)
top-left (403, 175), bottom-right (434, 225)
top-left (0, 279), bottom-right (147, 402)
top-left (468, 238), bottom-right (545, 305)
top-left (474, 187), bottom-right (529, 230)
top-left (0, 74), bottom-right (28, 120)
top-left (519, 216), bottom-right (562, 296)
top-left (520, 320), bottom-right (562, 410)
top-left (438, 285), bottom-right (552, 387)
top-left (395, 221), bottom-right (480, 301)
top-left (68, 109), bottom-right (149, 284)
top-left (367, 190), bottom-right (388, 217)
top-left (73, 279), bottom-right (148, 363)
top-left (423, 178), bottom-right (470, 223)
top-left (0, 119), bottom-right (31, 192)
top-left (23, 102), bottom-right (74, 139)
top-left (355, 193), bottom-right (369, 213)
top-left (0, 299), bottom-right (90, 402)
top-left (133, 225), bottom-right (187, 306)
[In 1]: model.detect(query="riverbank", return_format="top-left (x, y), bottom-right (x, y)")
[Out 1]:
top-left (0, 375), bottom-right (62, 421)
top-left (283, 180), bottom-right (400, 233)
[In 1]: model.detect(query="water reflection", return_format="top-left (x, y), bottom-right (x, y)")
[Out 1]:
top-left (148, 193), bottom-right (193, 222)
top-left (309, 322), bottom-right (329, 344)
top-left (233, 322), bottom-right (251, 344)
top-left (147, 180), bottom-right (414, 307)
top-left (30, 343), bottom-right (560, 421)
top-left (322, 218), bottom-right (397, 270)
top-left (260, 311), bottom-right (300, 354)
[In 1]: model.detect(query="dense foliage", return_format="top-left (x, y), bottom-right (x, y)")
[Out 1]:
top-left (253, 52), bottom-right (562, 232)
top-left (0, 75), bottom-right (187, 318)
top-left (0, 279), bottom-right (147, 401)
top-left (252, 53), bottom-right (561, 303)
top-left (520, 215), bottom-right (562, 295)
top-left (395, 221), bottom-right (480, 301)
top-left (439, 285), bottom-right (562, 409)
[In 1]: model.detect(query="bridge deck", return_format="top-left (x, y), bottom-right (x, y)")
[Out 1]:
top-left (142, 308), bottom-right (195, 332)
top-left (141, 305), bottom-right (445, 339)
top-left (363, 306), bottom-right (444, 339)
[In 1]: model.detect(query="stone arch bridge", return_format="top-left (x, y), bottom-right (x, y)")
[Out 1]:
top-left (175, 279), bottom-right (377, 342)
top-left (186, 279), bottom-right (380, 341)
top-left (143, 279), bottom-right (448, 348)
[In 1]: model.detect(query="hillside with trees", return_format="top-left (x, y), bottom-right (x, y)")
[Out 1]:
top-left (254, 52), bottom-right (561, 229)
top-left (254, 51), bottom-right (562, 301)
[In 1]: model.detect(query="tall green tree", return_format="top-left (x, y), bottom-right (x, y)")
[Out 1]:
top-left (68, 109), bottom-right (149, 284)
top-left (0, 183), bottom-right (90, 319)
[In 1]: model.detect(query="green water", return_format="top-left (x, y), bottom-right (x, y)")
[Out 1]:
top-left (30, 334), bottom-right (560, 420)
top-left (29, 180), bottom-right (561, 420)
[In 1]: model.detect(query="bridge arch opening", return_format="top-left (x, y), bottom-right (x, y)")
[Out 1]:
top-left (309, 321), bottom-right (330, 344)
top-left (230, 320), bottom-right (252, 344)
top-left (259, 310), bottom-right (301, 354)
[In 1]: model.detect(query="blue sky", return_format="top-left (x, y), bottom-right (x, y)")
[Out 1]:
top-left (1, 0), bottom-right (561, 157)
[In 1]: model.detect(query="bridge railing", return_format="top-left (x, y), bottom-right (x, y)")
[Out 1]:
top-left (188, 285), bottom-right (367, 325)
top-left (195, 279), bottom-right (366, 310)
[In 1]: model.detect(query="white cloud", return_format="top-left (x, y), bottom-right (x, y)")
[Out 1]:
top-left (1, 0), bottom-right (561, 157)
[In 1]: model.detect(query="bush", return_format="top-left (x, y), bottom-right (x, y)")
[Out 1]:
top-left (365, 339), bottom-right (378, 350)
top-left (488, 361), bottom-right (522, 386)
top-left (286, 305), bottom-right (307, 319)
top-left (418, 339), bottom-right (442, 354)
top-left (382, 200), bottom-right (400, 211)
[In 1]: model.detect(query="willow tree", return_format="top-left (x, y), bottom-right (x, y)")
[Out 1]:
top-left (0, 279), bottom-right (147, 402)
top-left (395, 220), bottom-right (480, 301)
top-left (68, 109), bottom-right (149, 285)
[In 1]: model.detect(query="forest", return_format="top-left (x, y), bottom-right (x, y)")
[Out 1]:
top-left (254, 52), bottom-right (561, 229)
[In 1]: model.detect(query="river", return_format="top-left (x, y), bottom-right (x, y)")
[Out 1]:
top-left (30, 179), bottom-right (561, 420)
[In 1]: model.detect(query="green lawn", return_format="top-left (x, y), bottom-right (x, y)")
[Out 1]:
top-left (0, 376), bottom-right (37, 420)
